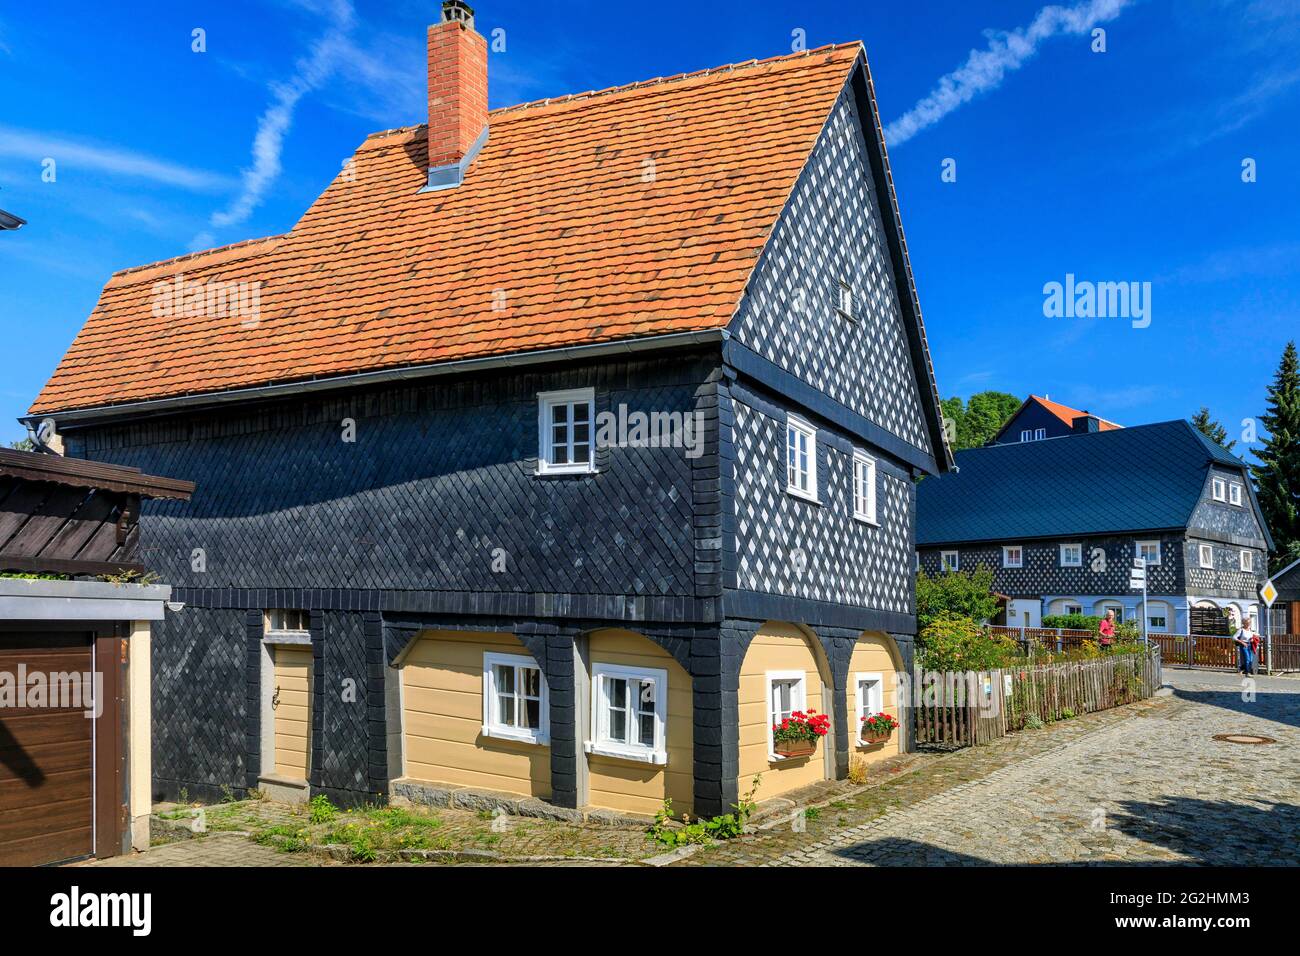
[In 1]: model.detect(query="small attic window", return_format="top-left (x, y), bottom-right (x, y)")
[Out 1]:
top-left (837, 281), bottom-right (855, 321)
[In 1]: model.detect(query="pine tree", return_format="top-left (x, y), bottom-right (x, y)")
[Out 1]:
top-left (1250, 341), bottom-right (1300, 571)
top-left (1191, 407), bottom-right (1235, 451)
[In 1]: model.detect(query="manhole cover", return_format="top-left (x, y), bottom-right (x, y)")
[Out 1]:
top-left (1212, 734), bottom-right (1276, 745)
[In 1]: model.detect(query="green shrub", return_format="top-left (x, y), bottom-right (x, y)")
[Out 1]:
top-left (308, 794), bottom-right (338, 825)
top-left (1041, 614), bottom-right (1101, 631)
top-left (1024, 714), bottom-right (1044, 730)
top-left (917, 566), bottom-right (998, 631)
top-left (917, 613), bottom-right (1018, 671)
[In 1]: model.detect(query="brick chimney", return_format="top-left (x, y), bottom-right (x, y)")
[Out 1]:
top-left (424, 1), bottom-right (488, 192)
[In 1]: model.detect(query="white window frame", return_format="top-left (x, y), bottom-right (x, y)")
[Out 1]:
top-left (1059, 543), bottom-right (1082, 567)
top-left (1065, 604), bottom-right (1083, 616)
top-left (1020, 429), bottom-right (1032, 443)
top-left (1240, 550), bottom-right (1254, 573)
top-left (537, 387), bottom-right (597, 476)
top-left (482, 652), bottom-right (549, 745)
top-left (852, 450), bottom-right (878, 525)
top-left (1137, 540), bottom-right (1162, 566)
top-left (265, 609), bottom-right (310, 644)
top-left (941, 550), bottom-right (960, 572)
top-left (1002, 545), bottom-right (1024, 569)
top-left (766, 670), bottom-right (807, 762)
top-left (1199, 543), bottom-right (1215, 569)
top-left (1211, 477), bottom-right (1226, 502)
top-left (1100, 602), bottom-right (1124, 622)
top-left (1229, 483), bottom-right (1244, 507)
top-left (785, 415), bottom-right (818, 503)
top-left (854, 672), bottom-right (885, 744)
top-left (586, 663), bottom-right (668, 765)
top-left (1146, 613), bottom-right (1169, 632)
top-left (837, 280), bottom-right (855, 321)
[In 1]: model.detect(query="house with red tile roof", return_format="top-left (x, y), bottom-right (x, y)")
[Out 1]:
top-left (24, 2), bottom-right (950, 819)
top-left (989, 394), bottom-right (1123, 445)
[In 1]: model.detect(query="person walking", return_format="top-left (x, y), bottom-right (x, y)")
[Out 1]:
top-left (1098, 609), bottom-right (1116, 651)
top-left (1234, 615), bottom-right (1258, 675)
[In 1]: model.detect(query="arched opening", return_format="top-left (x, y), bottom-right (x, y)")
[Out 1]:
top-left (399, 629), bottom-right (551, 800)
top-left (848, 632), bottom-right (904, 766)
top-left (737, 622), bottom-right (833, 800)
top-left (586, 628), bottom-right (694, 817)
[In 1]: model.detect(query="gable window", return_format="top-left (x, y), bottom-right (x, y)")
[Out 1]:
top-left (855, 672), bottom-right (885, 740)
top-left (1059, 543), bottom-right (1082, 567)
top-left (1137, 540), bottom-right (1162, 566)
top-left (941, 551), bottom-right (960, 573)
top-left (852, 451), bottom-right (878, 524)
top-left (786, 415), bottom-right (818, 502)
top-left (1002, 545), bottom-right (1024, 569)
top-left (587, 663), bottom-right (667, 765)
top-left (1229, 483), bottom-right (1244, 507)
top-left (538, 388), bottom-right (596, 475)
top-left (482, 652), bottom-right (548, 745)
top-left (837, 280), bottom-right (854, 320)
top-left (1021, 428), bottom-right (1047, 442)
top-left (1211, 477), bottom-right (1226, 502)
top-left (266, 609), bottom-right (309, 637)
top-left (1240, 550), bottom-right (1254, 573)
top-left (1199, 543), bottom-right (1214, 569)
top-left (767, 670), bottom-right (806, 761)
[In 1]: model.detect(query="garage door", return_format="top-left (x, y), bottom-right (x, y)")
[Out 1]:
top-left (0, 633), bottom-right (94, 866)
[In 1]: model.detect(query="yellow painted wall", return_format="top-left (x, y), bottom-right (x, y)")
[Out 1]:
top-left (273, 646), bottom-right (312, 781)
top-left (738, 622), bottom-right (830, 799)
top-left (401, 630), bottom-right (550, 799)
top-left (587, 630), bottom-right (694, 817)
top-left (847, 633), bottom-right (903, 766)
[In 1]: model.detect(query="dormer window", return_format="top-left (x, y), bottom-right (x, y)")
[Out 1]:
top-left (1021, 428), bottom-right (1047, 442)
top-left (1212, 477), bottom-right (1226, 502)
top-left (1229, 483), bottom-right (1243, 507)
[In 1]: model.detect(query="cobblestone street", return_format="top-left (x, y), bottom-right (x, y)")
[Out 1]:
top-left (685, 669), bottom-right (1298, 867)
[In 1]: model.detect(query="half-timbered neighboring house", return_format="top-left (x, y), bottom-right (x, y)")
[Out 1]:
top-left (24, 3), bottom-right (950, 818)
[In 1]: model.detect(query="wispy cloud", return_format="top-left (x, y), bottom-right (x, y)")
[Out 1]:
top-left (1160, 240), bottom-right (1300, 285)
top-left (885, 0), bottom-right (1133, 147)
top-left (196, 0), bottom-right (358, 247)
top-left (0, 125), bottom-right (231, 191)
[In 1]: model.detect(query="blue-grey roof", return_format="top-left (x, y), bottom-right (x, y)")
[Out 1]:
top-left (917, 419), bottom-right (1253, 545)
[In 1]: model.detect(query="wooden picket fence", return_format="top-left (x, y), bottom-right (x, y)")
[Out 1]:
top-left (912, 646), bottom-right (1162, 748)
top-left (991, 625), bottom-right (1300, 674)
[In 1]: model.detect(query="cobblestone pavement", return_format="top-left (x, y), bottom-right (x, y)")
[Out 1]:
top-left (684, 669), bottom-right (1298, 867)
top-left (86, 833), bottom-right (320, 867)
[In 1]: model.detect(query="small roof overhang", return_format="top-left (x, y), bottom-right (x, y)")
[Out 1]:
top-left (0, 578), bottom-right (173, 622)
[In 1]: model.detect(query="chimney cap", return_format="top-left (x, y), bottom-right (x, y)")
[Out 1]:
top-left (441, 0), bottom-right (475, 26)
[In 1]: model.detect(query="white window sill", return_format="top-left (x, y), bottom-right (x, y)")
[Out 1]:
top-left (536, 464), bottom-right (598, 478)
top-left (264, 631), bottom-right (311, 647)
top-left (786, 487), bottom-right (821, 505)
top-left (482, 726), bottom-right (548, 747)
top-left (767, 752), bottom-right (811, 765)
top-left (853, 514), bottom-right (879, 527)
top-left (584, 741), bottom-right (667, 766)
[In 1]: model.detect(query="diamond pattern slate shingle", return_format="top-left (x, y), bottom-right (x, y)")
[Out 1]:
top-left (30, 45), bottom-right (865, 416)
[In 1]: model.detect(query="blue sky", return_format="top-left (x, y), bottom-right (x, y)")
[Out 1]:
top-left (0, 0), bottom-right (1296, 457)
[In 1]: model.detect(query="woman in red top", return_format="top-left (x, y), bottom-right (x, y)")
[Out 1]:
top-left (1098, 609), bottom-right (1117, 649)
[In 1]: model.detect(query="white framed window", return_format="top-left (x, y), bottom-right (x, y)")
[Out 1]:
top-left (1147, 614), bottom-right (1168, 631)
top-left (1199, 543), bottom-right (1214, 569)
top-left (1100, 603), bottom-right (1124, 622)
top-left (941, 550), bottom-right (960, 572)
top-left (767, 670), bottom-right (807, 761)
top-left (537, 388), bottom-right (596, 476)
top-left (587, 663), bottom-right (667, 765)
top-left (1066, 604), bottom-right (1083, 616)
top-left (266, 609), bottom-right (309, 636)
top-left (1211, 477), bottom-right (1226, 502)
top-left (1021, 428), bottom-right (1047, 442)
top-left (1137, 540), bottom-right (1162, 566)
top-left (837, 280), bottom-right (854, 320)
top-left (852, 450), bottom-right (877, 524)
top-left (785, 415), bottom-right (818, 502)
top-left (1229, 483), bottom-right (1244, 507)
top-left (1059, 543), bottom-right (1082, 567)
top-left (1002, 545), bottom-right (1024, 569)
top-left (1240, 550), bottom-right (1254, 572)
top-left (854, 672), bottom-right (885, 738)
top-left (482, 652), bottom-right (548, 745)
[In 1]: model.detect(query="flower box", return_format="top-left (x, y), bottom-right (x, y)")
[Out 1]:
top-left (774, 737), bottom-right (817, 758)
top-left (860, 712), bottom-right (899, 746)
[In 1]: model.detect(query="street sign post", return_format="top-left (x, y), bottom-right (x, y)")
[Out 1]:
top-left (1131, 558), bottom-right (1149, 646)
